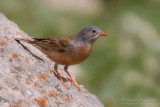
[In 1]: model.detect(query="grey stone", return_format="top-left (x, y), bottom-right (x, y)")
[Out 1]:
top-left (0, 12), bottom-right (103, 107)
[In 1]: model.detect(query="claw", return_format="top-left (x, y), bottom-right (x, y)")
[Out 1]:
top-left (62, 81), bottom-right (69, 89)
top-left (67, 78), bottom-right (80, 91)
top-left (54, 64), bottom-right (69, 89)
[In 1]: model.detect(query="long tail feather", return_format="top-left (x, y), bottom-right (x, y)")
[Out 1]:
top-left (15, 38), bottom-right (33, 44)
top-left (15, 38), bottom-right (44, 62)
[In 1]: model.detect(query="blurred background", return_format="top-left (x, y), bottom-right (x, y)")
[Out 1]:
top-left (1, 0), bottom-right (160, 107)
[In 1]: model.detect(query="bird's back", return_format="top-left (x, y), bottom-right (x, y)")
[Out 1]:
top-left (17, 36), bottom-right (92, 65)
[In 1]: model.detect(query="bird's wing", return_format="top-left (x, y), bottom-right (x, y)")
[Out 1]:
top-left (31, 36), bottom-right (74, 51)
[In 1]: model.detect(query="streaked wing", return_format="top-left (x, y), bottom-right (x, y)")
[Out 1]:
top-left (32, 36), bottom-right (74, 51)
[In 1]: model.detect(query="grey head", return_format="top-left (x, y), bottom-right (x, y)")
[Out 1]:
top-left (75, 26), bottom-right (107, 44)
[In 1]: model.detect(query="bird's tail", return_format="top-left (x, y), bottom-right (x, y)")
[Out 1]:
top-left (15, 38), bottom-right (34, 44)
top-left (15, 38), bottom-right (44, 61)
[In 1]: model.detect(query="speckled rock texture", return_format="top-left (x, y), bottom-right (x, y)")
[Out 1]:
top-left (0, 13), bottom-right (103, 107)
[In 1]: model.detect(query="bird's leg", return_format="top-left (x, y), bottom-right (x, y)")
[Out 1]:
top-left (64, 65), bottom-right (80, 91)
top-left (54, 64), bottom-right (69, 89)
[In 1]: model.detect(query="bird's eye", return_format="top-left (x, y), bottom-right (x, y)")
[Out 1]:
top-left (91, 29), bottom-right (96, 33)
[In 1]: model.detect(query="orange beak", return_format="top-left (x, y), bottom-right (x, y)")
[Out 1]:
top-left (99, 32), bottom-right (108, 36)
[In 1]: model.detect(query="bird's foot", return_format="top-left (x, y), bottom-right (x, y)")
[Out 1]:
top-left (61, 81), bottom-right (69, 89)
top-left (68, 78), bottom-right (80, 91)
top-left (57, 76), bottom-right (69, 89)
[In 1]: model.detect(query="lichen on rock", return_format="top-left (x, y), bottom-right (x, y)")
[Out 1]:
top-left (0, 12), bottom-right (103, 107)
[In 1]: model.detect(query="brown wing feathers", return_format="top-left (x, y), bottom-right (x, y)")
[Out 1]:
top-left (16, 36), bottom-right (74, 52)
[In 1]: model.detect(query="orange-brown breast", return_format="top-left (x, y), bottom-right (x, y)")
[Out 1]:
top-left (47, 44), bottom-right (92, 65)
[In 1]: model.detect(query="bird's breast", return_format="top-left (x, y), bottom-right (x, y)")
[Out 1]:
top-left (72, 45), bottom-right (92, 64)
top-left (48, 44), bottom-right (92, 65)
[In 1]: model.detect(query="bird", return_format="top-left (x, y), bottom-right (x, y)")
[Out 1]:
top-left (16, 26), bottom-right (108, 91)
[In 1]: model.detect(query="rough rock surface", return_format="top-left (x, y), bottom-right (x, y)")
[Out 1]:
top-left (0, 13), bottom-right (103, 107)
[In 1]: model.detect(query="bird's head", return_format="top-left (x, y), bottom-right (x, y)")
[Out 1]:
top-left (75, 26), bottom-right (108, 44)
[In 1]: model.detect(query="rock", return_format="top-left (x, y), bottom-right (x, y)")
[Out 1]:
top-left (0, 12), bottom-right (103, 107)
